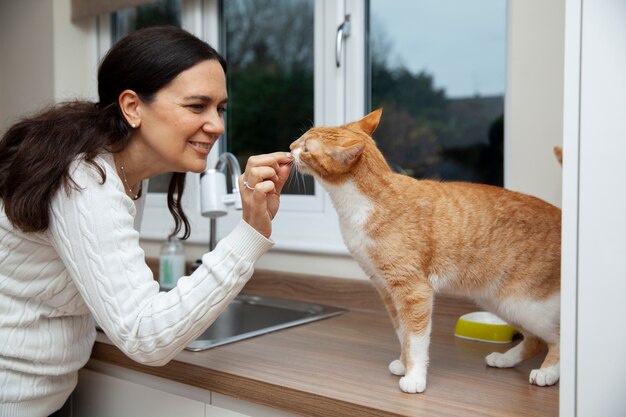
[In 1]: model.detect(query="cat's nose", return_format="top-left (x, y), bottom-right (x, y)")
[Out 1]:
top-left (289, 140), bottom-right (298, 151)
top-left (290, 147), bottom-right (301, 162)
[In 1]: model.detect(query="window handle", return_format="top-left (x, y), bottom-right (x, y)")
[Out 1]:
top-left (336, 15), bottom-right (351, 68)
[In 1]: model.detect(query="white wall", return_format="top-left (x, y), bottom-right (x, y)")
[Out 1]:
top-left (561, 0), bottom-right (626, 415)
top-left (51, 0), bottom-right (99, 102)
top-left (0, 0), bottom-right (55, 132)
top-left (505, 0), bottom-right (564, 208)
top-left (0, 0), bottom-right (96, 134)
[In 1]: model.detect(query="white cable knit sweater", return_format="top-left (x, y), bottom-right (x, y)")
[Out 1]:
top-left (0, 154), bottom-right (273, 417)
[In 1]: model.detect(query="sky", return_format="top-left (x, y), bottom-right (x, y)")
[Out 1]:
top-left (370, 0), bottom-right (507, 98)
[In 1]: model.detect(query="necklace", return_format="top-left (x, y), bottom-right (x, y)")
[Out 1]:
top-left (119, 164), bottom-right (140, 200)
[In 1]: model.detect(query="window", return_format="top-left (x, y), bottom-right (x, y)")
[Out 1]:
top-left (218, 0), bottom-right (506, 253)
top-left (368, 0), bottom-right (506, 185)
top-left (112, 0), bottom-right (182, 45)
top-left (214, 0), bottom-right (357, 253)
top-left (98, 0), bottom-right (507, 254)
top-left (221, 0), bottom-right (316, 196)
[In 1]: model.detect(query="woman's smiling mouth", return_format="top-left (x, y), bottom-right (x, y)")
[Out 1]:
top-left (189, 140), bottom-right (214, 154)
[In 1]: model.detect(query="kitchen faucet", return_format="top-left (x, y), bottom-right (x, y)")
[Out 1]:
top-left (199, 152), bottom-right (243, 251)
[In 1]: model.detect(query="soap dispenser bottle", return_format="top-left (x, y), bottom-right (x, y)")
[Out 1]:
top-left (159, 238), bottom-right (185, 290)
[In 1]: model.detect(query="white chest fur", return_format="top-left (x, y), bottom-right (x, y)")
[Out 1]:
top-left (322, 179), bottom-right (378, 275)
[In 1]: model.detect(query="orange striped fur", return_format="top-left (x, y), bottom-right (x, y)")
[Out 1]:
top-left (290, 109), bottom-right (561, 393)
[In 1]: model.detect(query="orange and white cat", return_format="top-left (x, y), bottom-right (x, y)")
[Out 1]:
top-left (289, 109), bottom-right (561, 393)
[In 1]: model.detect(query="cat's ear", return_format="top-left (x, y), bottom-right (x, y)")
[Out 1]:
top-left (331, 140), bottom-right (365, 165)
top-left (357, 108), bottom-right (383, 135)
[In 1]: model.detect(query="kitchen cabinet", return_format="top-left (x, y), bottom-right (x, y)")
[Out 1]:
top-left (73, 362), bottom-right (299, 417)
top-left (74, 369), bottom-right (206, 417)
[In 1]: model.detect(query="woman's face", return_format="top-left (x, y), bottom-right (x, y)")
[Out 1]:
top-left (135, 59), bottom-right (228, 175)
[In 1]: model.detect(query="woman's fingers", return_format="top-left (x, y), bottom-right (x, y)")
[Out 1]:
top-left (243, 166), bottom-right (280, 186)
top-left (238, 152), bottom-right (293, 238)
top-left (274, 159), bottom-right (293, 194)
top-left (251, 180), bottom-right (277, 197)
top-left (246, 152), bottom-right (292, 167)
top-left (239, 177), bottom-right (278, 196)
top-left (241, 152), bottom-right (292, 192)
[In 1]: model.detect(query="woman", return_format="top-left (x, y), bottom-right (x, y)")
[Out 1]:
top-left (0, 26), bottom-right (292, 417)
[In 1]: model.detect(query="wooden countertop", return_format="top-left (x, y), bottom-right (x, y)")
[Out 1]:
top-left (89, 270), bottom-right (558, 417)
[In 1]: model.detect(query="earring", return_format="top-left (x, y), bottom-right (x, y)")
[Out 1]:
top-left (130, 123), bottom-right (136, 128)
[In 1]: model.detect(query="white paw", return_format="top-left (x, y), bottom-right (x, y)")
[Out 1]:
top-left (485, 352), bottom-right (516, 368)
top-left (389, 359), bottom-right (405, 376)
top-left (529, 365), bottom-right (559, 386)
top-left (399, 374), bottom-right (427, 393)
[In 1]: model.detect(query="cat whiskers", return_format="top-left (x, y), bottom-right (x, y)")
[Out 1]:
top-left (286, 159), bottom-right (308, 194)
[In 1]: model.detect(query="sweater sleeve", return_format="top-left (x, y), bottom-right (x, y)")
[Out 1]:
top-left (48, 159), bottom-right (273, 366)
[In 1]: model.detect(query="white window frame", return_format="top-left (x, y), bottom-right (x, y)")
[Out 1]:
top-left (215, 0), bottom-right (368, 254)
top-left (96, 0), bottom-right (368, 254)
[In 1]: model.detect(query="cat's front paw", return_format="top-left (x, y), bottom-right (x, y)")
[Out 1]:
top-left (529, 365), bottom-right (559, 386)
top-left (389, 359), bottom-right (405, 376)
top-left (399, 374), bottom-right (427, 393)
top-left (485, 352), bottom-right (516, 368)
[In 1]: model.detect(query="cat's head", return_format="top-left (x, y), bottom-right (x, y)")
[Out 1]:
top-left (289, 108), bottom-right (383, 181)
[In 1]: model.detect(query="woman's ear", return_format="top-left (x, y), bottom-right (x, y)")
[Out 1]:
top-left (118, 89), bottom-right (142, 128)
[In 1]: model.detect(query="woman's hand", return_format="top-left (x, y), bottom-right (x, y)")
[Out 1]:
top-left (238, 152), bottom-right (293, 238)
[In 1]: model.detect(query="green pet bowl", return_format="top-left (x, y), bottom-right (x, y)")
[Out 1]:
top-left (454, 312), bottom-right (517, 343)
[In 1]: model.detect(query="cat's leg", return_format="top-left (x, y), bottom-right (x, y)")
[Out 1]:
top-left (485, 332), bottom-right (544, 368)
top-left (494, 294), bottom-right (560, 386)
top-left (370, 275), bottom-right (405, 376)
top-left (389, 358), bottom-right (406, 376)
top-left (395, 282), bottom-right (434, 393)
top-left (529, 342), bottom-right (559, 386)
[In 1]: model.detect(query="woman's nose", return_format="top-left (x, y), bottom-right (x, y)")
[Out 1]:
top-left (202, 111), bottom-right (225, 135)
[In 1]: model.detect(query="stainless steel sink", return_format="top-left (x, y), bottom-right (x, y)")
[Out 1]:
top-left (185, 294), bottom-right (346, 351)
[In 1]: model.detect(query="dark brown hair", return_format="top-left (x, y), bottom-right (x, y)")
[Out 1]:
top-left (0, 26), bottom-right (227, 239)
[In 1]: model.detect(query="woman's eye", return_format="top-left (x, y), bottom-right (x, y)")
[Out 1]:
top-left (187, 103), bottom-right (205, 112)
top-left (218, 107), bottom-right (227, 115)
